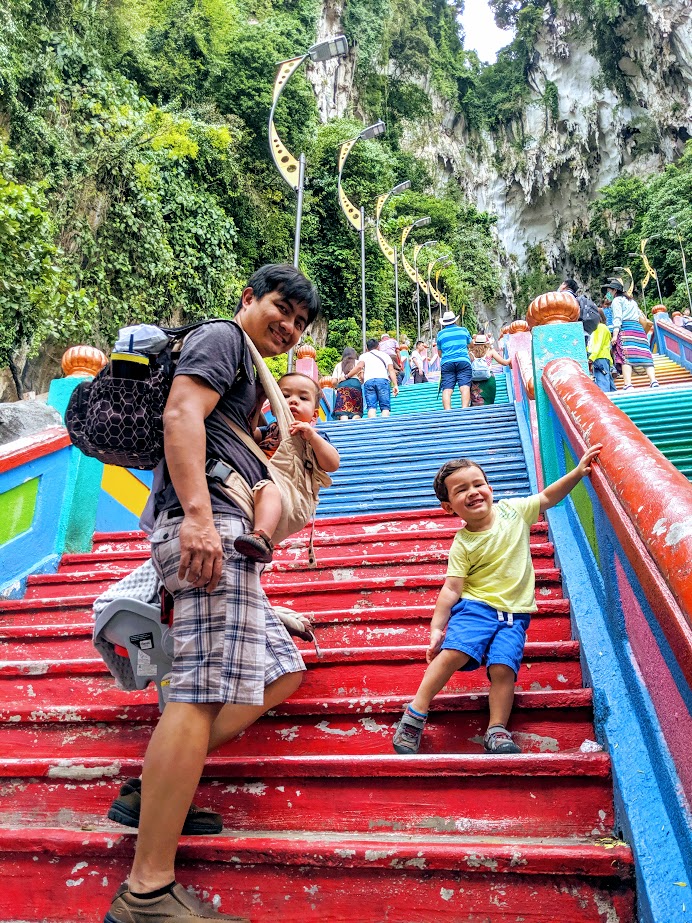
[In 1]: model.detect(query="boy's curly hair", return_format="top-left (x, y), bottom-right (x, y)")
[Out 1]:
top-left (433, 458), bottom-right (489, 503)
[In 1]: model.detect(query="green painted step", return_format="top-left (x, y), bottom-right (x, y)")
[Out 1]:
top-left (390, 373), bottom-right (509, 416)
top-left (611, 386), bottom-right (692, 480)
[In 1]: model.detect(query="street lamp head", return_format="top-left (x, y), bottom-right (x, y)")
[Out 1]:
top-left (669, 216), bottom-right (679, 229)
top-left (412, 216), bottom-right (431, 228)
top-left (422, 239), bottom-right (438, 249)
top-left (391, 180), bottom-right (411, 195)
top-left (308, 35), bottom-right (349, 62)
top-left (359, 120), bottom-right (386, 141)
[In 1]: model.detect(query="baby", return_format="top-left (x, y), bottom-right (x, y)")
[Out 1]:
top-left (234, 373), bottom-right (340, 563)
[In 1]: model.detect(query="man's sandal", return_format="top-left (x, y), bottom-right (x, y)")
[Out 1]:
top-left (233, 529), bottom-right (275, 563)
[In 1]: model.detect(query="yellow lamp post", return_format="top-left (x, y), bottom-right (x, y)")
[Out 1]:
top-left (269, 35), bottom-right (348, 369)
top-left (401, 217), bottom-right (431, 339)
top-left (337, 120), bottom-right (386, 351)
top-left (669, 216), bottom-right (692, 311)
top-left (427, 255), bottom-right (452, 335)
top-left (375, 180), bottom-right (411, 342)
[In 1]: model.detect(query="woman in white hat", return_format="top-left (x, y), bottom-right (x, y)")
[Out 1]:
top-left (436, 311), bottom-right (473, 410)
top-left (468, 333), bottom-right (511, 406)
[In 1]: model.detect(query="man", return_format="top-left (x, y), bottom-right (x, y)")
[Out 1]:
top-left (355, 338), bottom-right (399, 418)
top-left (105, 265), bottom-right (320, 923)
top-left (559, 278), bottom-right (600, 338)
top-left (436, 310), bottom-right (473, 410)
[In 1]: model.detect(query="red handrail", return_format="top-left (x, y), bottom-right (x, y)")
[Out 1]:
top-left (543, 357), bottom-right (692, 684)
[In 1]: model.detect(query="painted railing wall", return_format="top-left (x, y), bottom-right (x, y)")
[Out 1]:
top-left (528, 325), bottom-right (692, 921)
top-left (0, 428), bottom-right (73, 597)
top-left (654, 313), bottom-right (692, 371)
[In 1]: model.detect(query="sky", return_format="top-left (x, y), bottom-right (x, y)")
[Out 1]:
top-left (460, 0), bottom-right (515, 63)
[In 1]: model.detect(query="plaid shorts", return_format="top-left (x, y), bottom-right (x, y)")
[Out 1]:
top-left (149, 510), bottom-right (305, 705)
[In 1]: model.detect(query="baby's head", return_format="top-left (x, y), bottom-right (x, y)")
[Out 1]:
top-left (278, 373), bottom-right (321, 423)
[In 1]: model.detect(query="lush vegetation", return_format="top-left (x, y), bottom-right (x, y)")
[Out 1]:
top-left (566, 143), bottom-right (692, 313)
top-left (0, 0), bottom-right (507, 394)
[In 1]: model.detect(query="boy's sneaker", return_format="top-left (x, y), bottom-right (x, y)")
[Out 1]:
top-left (108, 778), bottom-right (223, 836)
top-left (392, 709), bottom-right (427, 754)
top-left (484, 725), bottom-right (521, 754)
top-left (104, 882), bottom-right (249, 922)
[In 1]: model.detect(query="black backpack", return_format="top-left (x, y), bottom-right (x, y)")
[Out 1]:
top-left (65, 319), bottom-right (235, 470)
top-left (577, 295), bottom-right (601, 334)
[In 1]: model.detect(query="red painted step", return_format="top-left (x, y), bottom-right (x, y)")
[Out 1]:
top-left (0, 828), bottom-right (634, 923)
top-left (0, 506), bottom-right (633, 922)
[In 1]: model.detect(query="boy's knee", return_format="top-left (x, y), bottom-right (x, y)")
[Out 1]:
top-left (488, 663), bottom-right (516, 682)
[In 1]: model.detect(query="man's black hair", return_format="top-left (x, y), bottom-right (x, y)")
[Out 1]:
top-left (563, 279), bottom-right (578, 294)
top-left (236, 264), bottom-right (321, 325)
top-left (366, 338), bottom-right (379, 350)
top-left (433, 458), bottom-right (489, 503)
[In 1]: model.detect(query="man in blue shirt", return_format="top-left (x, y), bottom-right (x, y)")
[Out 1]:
top-left (436, 310), bottom-right (473, 410)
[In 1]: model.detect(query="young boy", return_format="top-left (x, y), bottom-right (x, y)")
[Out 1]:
top-left (392, 445), bottom-right (602, 755)
top-left (234, 372), bottom-right (340, 562)
top-left (588, 320), bottom-right (616, 393)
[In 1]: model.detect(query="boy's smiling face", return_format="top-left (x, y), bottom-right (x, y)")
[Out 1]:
top-left (441, 465), bottom-right (494, 524)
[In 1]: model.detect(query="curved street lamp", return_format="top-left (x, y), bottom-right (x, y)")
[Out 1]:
top-left (375, 180), bottom-right (411, 342)
top-left (269, 34), bottom-right (348, 370)
top-left (427, 255), bottom-right (452, 335)
top-left (413, 240), bottom-right (437, 341)
top-left (337, 120), bottom-right (386, 351)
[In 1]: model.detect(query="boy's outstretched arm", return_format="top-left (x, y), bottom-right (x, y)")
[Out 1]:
top-left (538, 444), bottom-right (602, 513)
top-left (428, 576), bottom-right (465, 663)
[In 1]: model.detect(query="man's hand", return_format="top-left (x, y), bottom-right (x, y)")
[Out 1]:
top-left (427, 628), bottom-right (445, 663)
top-left (177, 514), bottom-right (223, 593)
top-left (289, 420), bottom-right (316, 442)
top-left (576, 443), bottom-right (602, 477)
top-left (392, 385), bottom-right (399, 397)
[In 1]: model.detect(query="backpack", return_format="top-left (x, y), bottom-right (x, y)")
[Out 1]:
top-left (577, 294), bottom-right (600, 335)
top-left (65, 319), bottom-right (233, 470)
top-left (471, 357), bottom-right (491, 381)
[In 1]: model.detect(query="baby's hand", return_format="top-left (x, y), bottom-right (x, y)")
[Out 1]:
top-left (427, 628), bottom-right (445, 663)
top-left (289, 420), bottom-right (315, 442)
top-left (577, 443), bottom-right (602, 477)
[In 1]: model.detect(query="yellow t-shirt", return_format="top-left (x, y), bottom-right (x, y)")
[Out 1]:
top-left (446, 495), bottom-right (541, 613)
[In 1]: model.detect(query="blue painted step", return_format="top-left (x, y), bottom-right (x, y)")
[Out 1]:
top-left (317, 404), bottom-right (530, 516)
top-left (390, 374), bottom-right (509, 416)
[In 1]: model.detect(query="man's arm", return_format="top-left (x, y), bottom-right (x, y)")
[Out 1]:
top-left (163, 374), bottom-right (223, 592)
top-left (537, 444), bottom-right (602, 513)
top-left (427, 576), bottom-right (464, 662)
top-left (387, 360), bottom-right (399, 395)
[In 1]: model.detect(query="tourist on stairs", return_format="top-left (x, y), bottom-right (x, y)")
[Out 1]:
top-left (354, 338), bottom-right (399, 418)
top-left (437, 310), bottom-right (473, 410)
top-left (103, 264), bottom-right (319, 923)
top-left (603, 278), bottom-right (659, 390)
top-left (411, 340), bottom-right (429, 384)
top-left (468, 333), bottom-right (511, 407)
top-left (392, 445), bottom-right (602, 756)
top-left (588, 319), bottom-right (617, 394)
top-left (333, 346), bottom-right (364, 420)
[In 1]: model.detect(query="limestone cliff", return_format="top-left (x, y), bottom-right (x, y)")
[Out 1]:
top-left (308, 0), bottom-right (692, 323)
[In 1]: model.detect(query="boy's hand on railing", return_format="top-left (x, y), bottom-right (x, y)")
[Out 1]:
top-left (427, 628), bottom-right (445, 663)
top-left (577, 443), bottom-right (603, 477)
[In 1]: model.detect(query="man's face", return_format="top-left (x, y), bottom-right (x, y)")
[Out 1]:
top-left (238, 287), bottom-right (310, 357)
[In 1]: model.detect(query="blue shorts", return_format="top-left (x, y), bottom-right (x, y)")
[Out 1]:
top-left (440, 361), bottom-right (472, 391)
top-left (440, 598), bottom-right (531, 678)
top-left (364, 378), bottom-right (391, 412)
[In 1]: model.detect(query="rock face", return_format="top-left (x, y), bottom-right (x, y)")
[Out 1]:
top-left (0, 401), bottom-right (63, 447)
top-left (309, 0), bottom-right (692, 317)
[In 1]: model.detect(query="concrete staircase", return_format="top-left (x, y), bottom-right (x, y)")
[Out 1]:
top-left (316, 403), bottom-right (527, 516)
top-left (390, 372), bottom-right (509, 415)
top-left (614, 353), bottom-right (692, 390)
top-left (0, 497), bottom-right (634, 920)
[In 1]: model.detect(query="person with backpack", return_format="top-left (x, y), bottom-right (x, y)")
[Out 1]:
top-left (559, 279), bottom-right (601, 341)
top-left (103, 264), bottom-right (320, 923)
top-left (468, 334), bottom-right (512, 406)
top-left (353, 338), bottom-right (399, 418)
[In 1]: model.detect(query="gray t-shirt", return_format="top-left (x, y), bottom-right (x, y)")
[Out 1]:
top-left (155, 321), bottom-right (267, 514)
